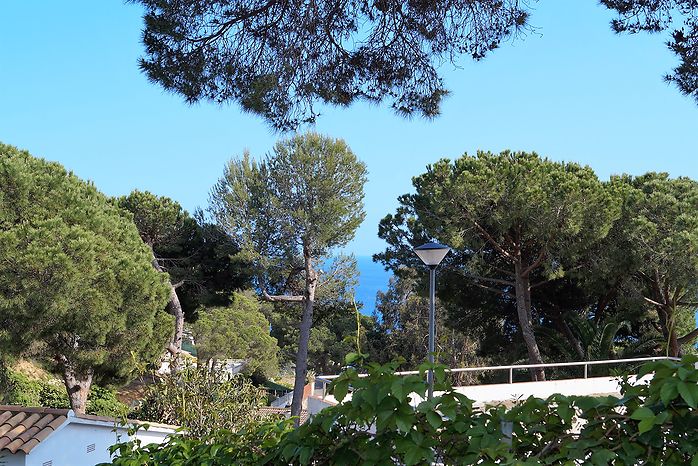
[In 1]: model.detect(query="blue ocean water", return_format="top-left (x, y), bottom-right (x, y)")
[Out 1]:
top-left (354, 256), bottom-right (392, 315)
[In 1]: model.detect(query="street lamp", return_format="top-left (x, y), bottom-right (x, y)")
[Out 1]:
top-left (414, 242), bottom-right (450, 399)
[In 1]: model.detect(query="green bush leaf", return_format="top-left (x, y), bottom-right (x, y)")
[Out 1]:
top-left (332, 379), bottom-right (349, 402)
top-left (426, 411), bottom-right (442, 429)
top-left (630, 407), bottom-right (655, 420)
top-left (660, 379), bottom-right (678, 405)
top-left (638, 417), bottom-right (656, 434)
top-left (678, 382), bottom-right (698, 408)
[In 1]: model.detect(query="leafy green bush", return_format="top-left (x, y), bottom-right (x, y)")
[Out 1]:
top-left (37, 382), bottom-right (70, 409)
top-left (103, 420), bottom-right (294, 466)
top-left (131, 363), bottom-right (267, 438)
top-left (0, 365), bottom-right (127, 417)
top-left (87, 385), bottom-right (129, 418)
top-left (1, 369), bottom-right (44, 406)
top-left (105, 356), bottom-right (698, 465)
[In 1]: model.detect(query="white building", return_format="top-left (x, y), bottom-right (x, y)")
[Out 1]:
top-left (0, 406), bottom-right (176, 466)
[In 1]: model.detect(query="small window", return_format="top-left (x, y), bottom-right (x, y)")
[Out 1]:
top-left (87, 443), bottom-right (96, 453)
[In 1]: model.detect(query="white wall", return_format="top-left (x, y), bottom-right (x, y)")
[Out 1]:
top-left (0, 451), bottom-right (25, 466)
top-left (452, 376), bottom-right (636, 406)
top-left (23, 420), bottom-right (172, 466)
top-left (309, 375), bottom-right (650, 415)
top-left (307, 395), bottom-right (336, 416)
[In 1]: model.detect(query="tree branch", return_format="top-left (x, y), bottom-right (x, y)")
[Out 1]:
top-left (521, 247), bottom-right (547, 277)
top-left (261, 289), bottom-right (304, 302)
top-left (186, 0), bottom-right (281, 45)
top-left (473, 282), bottom-right (515, 299)
top-left (471, 219), bottom-right (516, 263)
top-left (677, 327), bottom-right (698, 345)
top-left (459, 272), bottom-right (515, 287)
top-left (643, 296), bottom-right (666, 308)
top-left (530, 278), bottom-right (554, 289)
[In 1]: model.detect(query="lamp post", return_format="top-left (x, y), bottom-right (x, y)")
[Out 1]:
top-left (413, 242), bottom-right (450, 399)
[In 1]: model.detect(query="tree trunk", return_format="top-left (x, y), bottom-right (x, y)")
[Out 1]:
top-left (665, 305), bottom-right (681, 358)
top-left (678, 327), bottom-right (698, 347)
top-left (59, 356), bottom-right (93, 415)
top-left (668, 328), bottom-right (681, 358)
top-left (290, 252), bottom-right (317, 425)
top-left (554, 315), bottom-right (585, 360)
top-left (165, 284), bottom-right (185, 369)
top-left (657, 304), bottom-right (681, 357)
top-left (151, 252), bottom-right (185, 369)
top-left (514, 260), bottom-right (546, 381)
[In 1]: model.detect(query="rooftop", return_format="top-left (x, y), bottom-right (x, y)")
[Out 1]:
top-left (0, 405), bottom-right (178, 456)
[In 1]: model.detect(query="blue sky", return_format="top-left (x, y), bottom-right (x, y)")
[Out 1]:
top-left (1, 1), bottom-right (697, 259)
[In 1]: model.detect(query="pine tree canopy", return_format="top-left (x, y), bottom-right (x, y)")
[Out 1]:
top-left (133, 0), bottom-right (528, 130)
top-left (133, 0), bottom-right (697, 130)
top-left (0, 144), bottom-right (172, 386)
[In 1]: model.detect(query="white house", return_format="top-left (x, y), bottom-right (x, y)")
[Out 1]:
top-left (0, 406), bottom-right (177, 466)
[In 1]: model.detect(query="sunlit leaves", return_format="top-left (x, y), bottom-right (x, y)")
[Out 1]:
top-left (0, 144), bottom-right (171, 390)
top-left (106, 356), bottom-right (698, 465)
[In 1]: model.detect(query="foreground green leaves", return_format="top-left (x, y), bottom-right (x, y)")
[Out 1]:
top-left (105, 355), bottom-right (698, 465)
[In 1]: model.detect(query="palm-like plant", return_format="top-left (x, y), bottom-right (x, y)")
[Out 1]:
top-left (536, 311), bottom-right (662, 377)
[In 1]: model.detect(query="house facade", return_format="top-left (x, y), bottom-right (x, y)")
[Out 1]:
top-left (0, 406), bottom-right (176, 466)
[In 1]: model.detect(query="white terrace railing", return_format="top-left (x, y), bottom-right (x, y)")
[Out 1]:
top-left (314, 356), bottom-right (681, 398)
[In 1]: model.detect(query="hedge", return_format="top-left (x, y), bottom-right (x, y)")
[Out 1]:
top-left (103, 356), bottom-right (698, 465)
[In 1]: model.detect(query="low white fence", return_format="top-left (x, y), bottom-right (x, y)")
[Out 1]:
top-left (315, 356), bottom-right (681, 400)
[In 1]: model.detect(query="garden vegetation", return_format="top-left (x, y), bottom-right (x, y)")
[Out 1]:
top-left (104, 356), bottom-right (698, 465)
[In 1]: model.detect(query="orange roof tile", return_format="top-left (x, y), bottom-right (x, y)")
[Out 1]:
top-left (0, 406), bottom-right (70, 455)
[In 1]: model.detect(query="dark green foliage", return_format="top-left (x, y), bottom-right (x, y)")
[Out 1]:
top-left (87, 385), bottom-right (130, 418)
top-left (209, 132), bottom-right (367, 418)
top-left (132, 363), bottom-right (268, 438)
top-left (209, 135), bottom-right (367, 294)
top-left (0, 369), bottom-right (66, 408)
top-left (270, 302), bottom-right (376, 377)
top-left (0, 366), bottom-right (128, 417)
top-left (132, 0), bottom-right (528, 130)
top-left (133, 0), bottom-right (697, 129)
top-left (369, 274), bottom-right (489, 384)
top-left (611, 173), bottom-right (698, 356)
top-left (103, 419), bottom-right (294, 466)
top-left (0, 143), bottom-right (172, 412)
top-left (179, 218), bottom-right (253, 312)
top-left (117, 191), bottom-right (250, 322)
top-left (191, 291), bottom-right (280, 377)
top-left (104, 356), bottom-right (698, 465)
top-left (376, 151), bottom-right (620, 377)
top-left (376, 152), bottom-right (698, 368)
top-left (266, 256), bottom-right (370, 376)
top-left (536, 312), bottom-right (663, 378)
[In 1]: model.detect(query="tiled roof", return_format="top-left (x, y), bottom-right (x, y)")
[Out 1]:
top-left (258, 406), bottom-right (310, 425)
top-left (0, 406), bottom-right (70, 454)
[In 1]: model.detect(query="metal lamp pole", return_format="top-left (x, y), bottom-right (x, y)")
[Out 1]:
top-left (413, 242), bottom-right (450, 400)
top-left (427, 264), bottom-right (436, 399)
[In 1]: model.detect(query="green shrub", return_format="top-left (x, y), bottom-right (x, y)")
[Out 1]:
top-left (38, 382), bottom-right (70, 409)
top-left (102, 420), bottom-right (294, 466)
top-left (0, 365), bottom-right (127, 417)
top-left (104, 355), bottom-right (698, 465)
top-left (1, 370), bottom-right (43, 406)
top-left (87, 385), bottom-right (129, 418)
top-left (131, 363), bottom-right (267, 438)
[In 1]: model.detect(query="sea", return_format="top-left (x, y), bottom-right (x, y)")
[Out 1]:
top-left (354, 256), bottom-right (392, 315)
